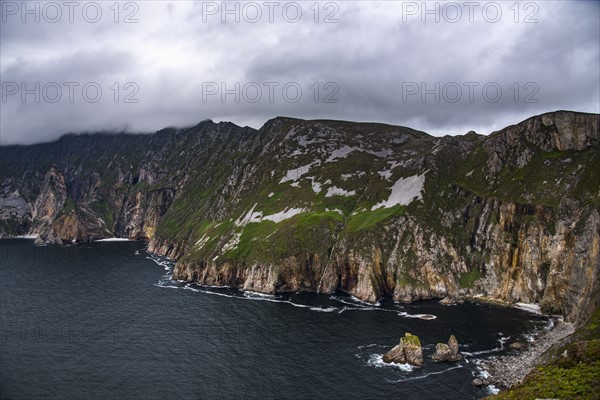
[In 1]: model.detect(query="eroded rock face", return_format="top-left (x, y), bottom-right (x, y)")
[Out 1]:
top-left (448, 335), bottom-right (459, 355)
top-left (1, 111), bottom-right (598, 325)
top-left (171, 193), bottom-right (599, 324)
top-left (432, 335), bottom-right (461, 362)
top-left (383, 333), bottom-right (424, 367)
top-left (440, 296), bottom-right (460, 305)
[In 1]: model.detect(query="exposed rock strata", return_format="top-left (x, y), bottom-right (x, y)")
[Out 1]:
top-left (431, 335), bottom-right (461, 362)
top-left (1, 111), bottom-right (598, 325)
top-left (383, 333), bottom-right (424, 366)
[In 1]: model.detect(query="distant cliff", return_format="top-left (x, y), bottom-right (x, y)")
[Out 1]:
top-left (1, 111), bottom-right (598, 324)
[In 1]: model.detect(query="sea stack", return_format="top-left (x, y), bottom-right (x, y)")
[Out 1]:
top-left (383, 333), bottom-right (424, 367)
top-left (431, 335), bottom-right (461, 362)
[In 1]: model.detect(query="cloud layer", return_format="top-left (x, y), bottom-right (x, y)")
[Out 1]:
top-left (1, 0), bottom-right (599, 144)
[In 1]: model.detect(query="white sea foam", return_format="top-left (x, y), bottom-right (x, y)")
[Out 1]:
top-left (309, 306), bottom-right (338, 313)
top-left (462, 335), bottom-right (510, 356)
top-left (524, 333), bottom-right (536, 343)
top-left (168, 285), bottom-right (336, 312)
top-left (145, 252), bottom-right (176, 277)
top-left (486, 385), bottom-right (500, 395)
top-left (367, 354), bottom-right (414, 372)
top-left (158, 285), bottom-right (433, 319)
top-left (478, 369), bottom-right (491, 379)
top-left (243, 291), bottom-right (276, 298)
top-left (397, 312), bottom-right (437, 320)
top-left (331, 295), bottom-right (381, 308)
top-left (153, 284), bottom-right (180, 290)
top-left (155, 276), bottom-right (435, 319)
top-left (357, 344), bottom-right (380, 350)
top-left (152, 283), bottom-right (370, 314)
top-left (387, 364), bottom-right (464, 383)
top-left (96, 238), bottom-right (131, 242)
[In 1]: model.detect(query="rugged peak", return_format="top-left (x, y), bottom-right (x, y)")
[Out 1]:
top-left (488, 110), bottom-right (599, 152)
top-left (1, 110), bottom-right (598, 326)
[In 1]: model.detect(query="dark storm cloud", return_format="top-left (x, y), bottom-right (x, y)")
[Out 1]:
top-left (1, 0), bottom-right (598, 144)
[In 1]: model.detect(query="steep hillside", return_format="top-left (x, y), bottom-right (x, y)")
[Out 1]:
top-left (489, 306), bottom-right (600, 399)
top-left (1, 111), bottom-right (598, 324)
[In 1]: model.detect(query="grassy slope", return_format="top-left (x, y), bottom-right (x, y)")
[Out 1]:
top-left (3, 114), bottom-right (597, 272)
top-left (490, 308), bottom-right (600, 400)
top-left (452, 138), bottom-right (600, 209)
top-left (176, 118), bottom-right (425, 266)
top-left (173, 115), bottom-right (599, 284)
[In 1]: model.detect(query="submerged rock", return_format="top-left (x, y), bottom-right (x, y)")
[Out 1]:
top-left (472, 378), bottom-right (488, 386)
top-left (432, 335), bottom-right (461, 362)
top-left (510, 342), bottom-right (527, 350)
top-left (383, 333), bottom-right (424, 366)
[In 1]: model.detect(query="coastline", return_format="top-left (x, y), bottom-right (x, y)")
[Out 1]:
top-left (481, 318), bottom-right (575, 390)
top-left (0, 235), bottom-right (135, 242)
top-left (2, 236), bottom-right (584, 394)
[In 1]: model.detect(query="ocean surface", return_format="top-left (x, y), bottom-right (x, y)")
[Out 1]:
top-left (0, 239), bottom-right (550, 400)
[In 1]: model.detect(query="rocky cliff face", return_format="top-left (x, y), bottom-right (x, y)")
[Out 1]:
top-left (1, 111), bottom-right (598, 324)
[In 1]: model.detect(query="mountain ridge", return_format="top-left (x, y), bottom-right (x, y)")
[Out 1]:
top-left (1, 110), bottom-right (598, 325)
top-left (5, 109), bottom-right (597, 148)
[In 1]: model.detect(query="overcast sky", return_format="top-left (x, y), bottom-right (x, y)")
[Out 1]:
top-left (1, 0), bottom-right (598, 145)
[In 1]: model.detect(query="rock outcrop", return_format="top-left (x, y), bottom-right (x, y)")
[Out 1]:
top-left (510, 342), bottom-right (527, 350)
top-left (431, 335), bottom-right (461, 362)
top-left (1, 111), bottom-right (598, 325)
top-left (383, 333), bottom-right (424, 366)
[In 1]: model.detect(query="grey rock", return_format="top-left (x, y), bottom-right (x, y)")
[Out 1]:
top-left (0, 111), bottom-right (598, 325)
top-left (383, 333), bottom-right (424, 367)
top-left (472, 378), bottom-right (484, 386)
top-left (510, 342), bottom-right (527, 350)
top-left (432, 335), bottom-right (461, 362)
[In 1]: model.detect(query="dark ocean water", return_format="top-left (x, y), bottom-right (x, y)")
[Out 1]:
top-left (0, 239), bottom-right (549, 400)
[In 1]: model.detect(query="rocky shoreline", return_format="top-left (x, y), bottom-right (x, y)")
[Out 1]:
top-left (480, 319), bottom-right (575, 390)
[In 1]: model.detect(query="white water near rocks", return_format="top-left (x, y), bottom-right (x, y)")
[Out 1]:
top-left (1, 239), bottom-right (550, 400)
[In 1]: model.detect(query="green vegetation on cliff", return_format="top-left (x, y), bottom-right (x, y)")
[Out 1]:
top-left (491, 308), bottom-right (600, 400)
top-left (1, 111), bottom-right (598, 323)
